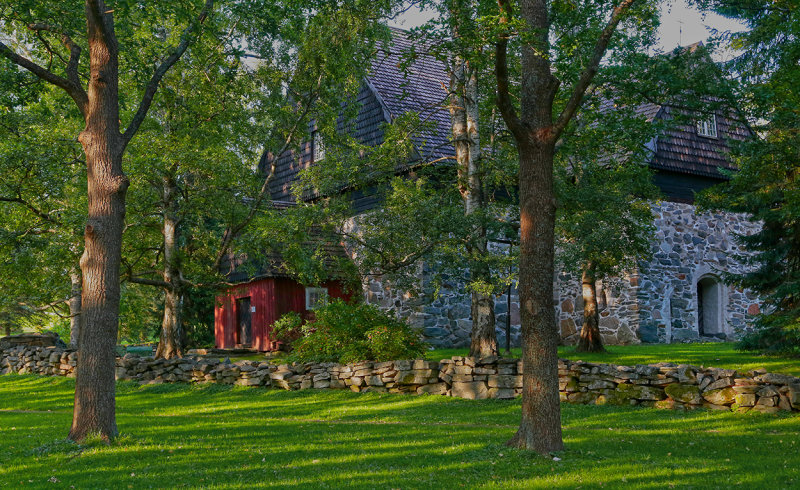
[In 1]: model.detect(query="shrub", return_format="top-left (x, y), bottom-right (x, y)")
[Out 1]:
top-left (272, 299), bottom-right (426, 363)
top-left (737, 312), bottom-right (800, 356)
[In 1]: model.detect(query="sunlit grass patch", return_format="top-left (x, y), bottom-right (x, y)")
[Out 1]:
top-left (1, 374), bottom-right (799, 488)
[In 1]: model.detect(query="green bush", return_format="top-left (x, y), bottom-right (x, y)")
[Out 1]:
top-left (737, 312), bottom-right (800, 356)
top-left (272, 299), bottom-right (426, 363)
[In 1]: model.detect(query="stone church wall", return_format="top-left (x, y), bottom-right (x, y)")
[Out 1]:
top-left (355, 201), bottom-right (762, 348)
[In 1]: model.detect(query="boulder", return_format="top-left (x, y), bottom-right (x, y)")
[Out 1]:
top-left (487, 388), bottom-right (516, 400)
top-left (734, 393), bottom-right (756, 407)
top-left (664, 383), bottom-right (702, 405)
top-left (451, 381), bottom-right (488, 400)
top-left (417, 383), bottom-right (448, 395)
top-left (702, 387), bottom-right (736, 406)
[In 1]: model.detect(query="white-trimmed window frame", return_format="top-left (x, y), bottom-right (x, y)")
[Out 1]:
top-left (696, 114), bottom-right (718, 138)
top-left (305, 286), bottom-right (329, 310)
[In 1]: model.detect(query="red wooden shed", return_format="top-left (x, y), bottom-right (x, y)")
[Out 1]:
top-left (214, 277), bottom-right (350, 351)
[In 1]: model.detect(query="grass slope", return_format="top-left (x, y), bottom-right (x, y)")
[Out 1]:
top-left (1, 375), bottom-right (798, 488)
top-left (428, 343), bottom-right (800, 376)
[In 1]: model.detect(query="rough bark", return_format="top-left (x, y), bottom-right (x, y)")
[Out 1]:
top-left (69, 1), bottom-right (126, 443)
top-left (155, 176), bottom-right (184, 359)
top-left (69, 267), bottom-right (82, 349)
top-left (505, 141), bottom-right (563, 454)
top-left (576, 263), bottom-right (605, 353)
top-left (449, 6), bottom-right (497, 358)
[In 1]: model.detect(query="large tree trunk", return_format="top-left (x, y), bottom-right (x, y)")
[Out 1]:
top-left (449, 17), bottom-right (497, 358)
top-left (495, 0), bottom-right (636, 454)
top-left (506, 140), bottom-right (563, 454)
top-left (576, 263), bottom-right (605, 353)
top-left (155, 176), bottom-right (184, 359)
top-left (69, 4), bottom-right (126, 443)
top-left (69, 267), bottom-right (82, 349)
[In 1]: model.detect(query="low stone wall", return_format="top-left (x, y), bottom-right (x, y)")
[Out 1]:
top-left (2, 345), bottom-right (799, 414)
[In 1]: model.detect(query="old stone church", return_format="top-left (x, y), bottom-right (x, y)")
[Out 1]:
top-left (221, 28), bottom-right (762, 350)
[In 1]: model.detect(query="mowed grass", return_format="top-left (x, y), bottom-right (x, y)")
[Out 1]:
top-left (1, 375), bottom-right (799, 488)
top-left (428, 343), bottom-right (800, 377)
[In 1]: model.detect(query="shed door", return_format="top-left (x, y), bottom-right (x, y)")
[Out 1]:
top-left (236, 297), bottom-right (252, 347)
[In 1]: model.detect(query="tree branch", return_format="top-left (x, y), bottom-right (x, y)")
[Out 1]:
top-left (26, 23), bottom-right (84, 92)
top-left (121, 0), bottom-right (214, 146)
top-left (126, 275), bottom-right (172, 289)
top-left (494, 0), bottom-right (526, 139)
top-left (0, 40), bottom-right (88, 116)
top-left (552, 0), bottom-right (639, 140)
top-left (0, 195), bottom-right (63, 226)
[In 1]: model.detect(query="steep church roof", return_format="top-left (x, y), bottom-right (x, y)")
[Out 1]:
top-left (367, 27), bottom-right (452, 161)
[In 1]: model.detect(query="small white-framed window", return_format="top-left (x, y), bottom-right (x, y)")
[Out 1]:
top-left (696, 114), bottom-right (718, 138)
top-left (312, 131), bottom-right (325, 162)
top-left (305, 286), bottom-right (329, 310)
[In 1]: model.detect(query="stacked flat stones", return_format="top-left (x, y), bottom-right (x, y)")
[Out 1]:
top-left (2, 343), bottom-right (799, 414)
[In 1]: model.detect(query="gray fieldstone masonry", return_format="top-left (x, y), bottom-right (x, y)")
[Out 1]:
top-left (3, 344), bottom-right (798, 414)
top-left (356, 201), bottom-right (762, 348)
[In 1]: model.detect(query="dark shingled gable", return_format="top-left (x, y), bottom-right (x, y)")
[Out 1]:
top-left (265, 27), bottom-right (453, 204)
top-left (368, 27), bottom-right (452, 161)
top-left (650, 105), bottom-right (750, 179)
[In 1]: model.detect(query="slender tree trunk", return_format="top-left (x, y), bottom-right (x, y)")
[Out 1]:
top-left (155, 176), bottom-right (184, 359)
top-left (69, 266), bottom-right (82, 349)
top-left (156, 288), bottom-right (184, 359)
top-left (506, 140), bottom-right (563, 454)
top-left (449, 12), bottom-right (497, 358)
top-left (4, 326), bottom-right (10, 337)
top-left (576, 263), bottom-right (605, 353)
top-left (69, 4), bottom-right (126, 443)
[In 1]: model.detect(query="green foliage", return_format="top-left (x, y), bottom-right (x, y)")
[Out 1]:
top-left (699, 0), bottom-right (800, 354)
top-left (181, 286), bottom-right (216, 349)
top-left (0, 61), bottom-right (84, 329)
top-left (117, 284), bottom-right (162, 345)
top-left (555, 95), bottom-right (661, 279)
top-left (271, 311), bottom-right (304, 345)
top-left (273, 299), bottom-right (426, 363)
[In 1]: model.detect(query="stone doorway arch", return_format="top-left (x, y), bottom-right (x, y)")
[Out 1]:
top-left (696, 274), bottom-right (725, 338)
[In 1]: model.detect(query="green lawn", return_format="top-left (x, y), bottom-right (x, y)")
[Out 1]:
top-left (428, 343), bottom-right (800, 377)
top-left (1, 375), bottom-right (799, 488)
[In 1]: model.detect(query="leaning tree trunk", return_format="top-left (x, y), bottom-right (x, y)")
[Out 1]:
top-left (69, 6), bottom-right (127, 443)
top-left (576, 263), bottom-right (605, 353)
top-left (506, 140), bottom-right (563, 454)
top-left (449, 30), bottom-right (497, 358)
top-left (69, 266), bottom-right (82, 349)
top-left (155, 176), bottom-right (184, 359)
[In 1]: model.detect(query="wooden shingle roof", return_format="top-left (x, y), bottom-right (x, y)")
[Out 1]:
top-left (265, 28), bottom-right (453, 203)
top-left (650, 106), bottom-right (750, 178)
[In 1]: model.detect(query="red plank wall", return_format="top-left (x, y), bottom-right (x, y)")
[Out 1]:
top-left (214, 278), bottom-right (352, 351)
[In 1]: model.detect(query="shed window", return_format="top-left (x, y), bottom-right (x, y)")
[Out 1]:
top-left (696, 114), bottom-right (718, 138)
top-left (312, 131), bottom-right (325, 162)
top-left (305, 287), bottom-right (329, 310)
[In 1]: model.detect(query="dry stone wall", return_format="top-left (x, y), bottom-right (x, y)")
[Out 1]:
top-left (3, 344), bottom-right (798, 414)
